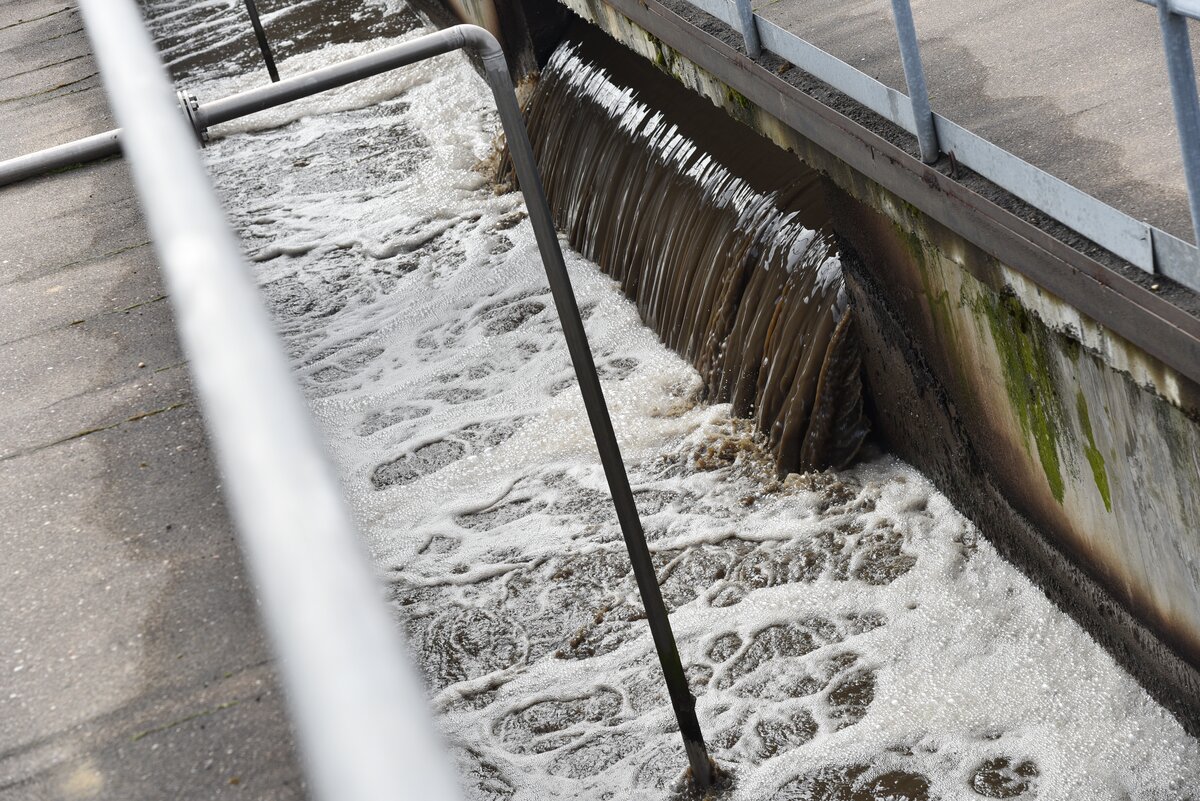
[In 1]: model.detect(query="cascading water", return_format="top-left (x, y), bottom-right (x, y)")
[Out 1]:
top-left (137, 1), bottom-right (1200, 797)
top-left (517, 31), bottom-right (869, 475)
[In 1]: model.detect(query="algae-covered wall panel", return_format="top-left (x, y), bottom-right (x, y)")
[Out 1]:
top-left (834, 185), bottom-right (1200, 662)
top-left (903, 227), bottom-right (1200, 654)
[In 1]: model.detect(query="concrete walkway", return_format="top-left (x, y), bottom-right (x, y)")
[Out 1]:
top-left (758, 0), bottom-right (1198, 241)
top-left (0, 2), bottom-right (304, 798)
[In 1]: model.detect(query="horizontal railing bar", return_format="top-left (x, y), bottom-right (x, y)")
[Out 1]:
top-left (1153, 226), bottom-right (1200, 287)
top-left (1137, 0), bottom-right (1200, 22)
top-left (197, 34), bottom-right (475, 128)
top-left (680, 0), bottom-right (1200, 290)
top-left (0, 130), bottom-right (120, 185)
top-left (934, 116), bottom-right (1158, 274)
top-left (76, 2), bottom-right (465, 800)
top-left (684, 0), bottom-right (739, 31)
top-left (755, 16), bottom-right (918, 134)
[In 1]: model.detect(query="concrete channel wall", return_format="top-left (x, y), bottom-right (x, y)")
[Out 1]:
top-left (425, 0), bottom-right (1200, 732)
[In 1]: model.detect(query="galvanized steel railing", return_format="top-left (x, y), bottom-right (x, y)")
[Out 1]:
top-left (76, 1), bottom-right (466, 800)
top-left (708, 0), bottom-right (1200, 294)
top-left (8, 3), bottom-right (1200, 291)
top-left (12, 0), bottom-right (1200, 795)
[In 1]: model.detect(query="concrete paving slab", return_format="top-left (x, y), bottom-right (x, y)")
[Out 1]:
top-left (0, 3), bottom-right (306, 798)
top-left (0, 242), bottom-right (161, 346)
top-left (756, 0), bottom-right (1200, 240)
top-left (0, 5), bottom-right (108, 156)
top-left (1, 409), bottom-right (303, 800)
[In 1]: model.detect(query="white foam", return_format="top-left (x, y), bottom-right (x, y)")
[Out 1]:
top-left (147, 3), bottom-right (1200, 798)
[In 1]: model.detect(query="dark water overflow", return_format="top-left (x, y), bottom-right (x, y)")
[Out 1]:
top-left (513, 31), bottom-right (870, 474)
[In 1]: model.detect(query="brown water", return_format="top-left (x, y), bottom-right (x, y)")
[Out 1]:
top-left (515, 27), bottom-right (870, 475)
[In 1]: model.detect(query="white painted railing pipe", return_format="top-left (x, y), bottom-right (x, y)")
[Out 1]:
top-left (76, 1), bottom-right (464, 799)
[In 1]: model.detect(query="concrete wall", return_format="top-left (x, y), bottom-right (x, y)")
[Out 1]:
top-left (836, 189), bottom-right (1200, 731)
top-left (421, 0), bottom-right (1200, 731)
top-left (841, 190), bottom-right (1200, 665)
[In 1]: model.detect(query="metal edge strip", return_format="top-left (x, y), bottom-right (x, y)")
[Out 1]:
top-left (934, 116), bottom-right (1156, 274)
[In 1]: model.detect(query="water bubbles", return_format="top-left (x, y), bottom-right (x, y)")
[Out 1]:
top-left (163, 3), bottom-right (1200, 796)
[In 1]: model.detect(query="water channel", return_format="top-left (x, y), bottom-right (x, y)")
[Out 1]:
top-left (143, 0), bottom-right (1200, 797)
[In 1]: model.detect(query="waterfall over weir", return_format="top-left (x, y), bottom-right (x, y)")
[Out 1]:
top-left (138, 2), bottom-right (1200, 793)
top-left (516, 32), bottom-right (870, 475)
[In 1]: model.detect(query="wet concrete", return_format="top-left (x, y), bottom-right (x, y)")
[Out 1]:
top-left (0, 2), bottom-right (304, 798)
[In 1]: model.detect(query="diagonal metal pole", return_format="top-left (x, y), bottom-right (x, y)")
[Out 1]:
top-left (198, 25), bottom-right (718, 791)
top-left (244, 0), bottom-right (280, 82)
top-left (470, 31), bottom-right (716, 792)
top-left (15, 17), bottom-right (714, 792)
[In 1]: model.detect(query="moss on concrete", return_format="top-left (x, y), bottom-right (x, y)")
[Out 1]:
top-left (724, 85), bottom-right (751, 111)
top-left (1076, 390), bottom-right (1113, 512)
top-left (977, 291), bottom-right (1067, 504)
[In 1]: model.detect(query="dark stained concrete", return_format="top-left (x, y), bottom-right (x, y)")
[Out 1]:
top-left (0, 2), bottom-right (305, 798)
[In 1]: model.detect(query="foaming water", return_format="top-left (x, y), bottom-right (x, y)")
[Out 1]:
top-left (519, 33), bottom-right (867, 474)
top-left (144, 0), bottom-right (421, 81)
top-left (143, 2), bottom-right (1200, 799)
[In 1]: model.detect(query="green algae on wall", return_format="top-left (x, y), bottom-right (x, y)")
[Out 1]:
top-left (892, 214), bottom-right (1068, 503)
top-left (979, 291), bottom-right (1067, 504)
top-left (1076, 390), bottom-right (1113, 513)
top-left (724, 85), bottom-right (751, 111)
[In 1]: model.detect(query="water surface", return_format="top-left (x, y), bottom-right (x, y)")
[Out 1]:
top-left (144, 2), bottom-right (1200, 798)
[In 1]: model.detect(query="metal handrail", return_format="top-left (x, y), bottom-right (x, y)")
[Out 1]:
top-left (73, 1), bottom-right (714, 795)
top-left (77, 1), bottom-right (465, 799)
top-left (692, 0), bottom-right (1200, 291)
top-left (9, 0), bottom-right (1200, 290)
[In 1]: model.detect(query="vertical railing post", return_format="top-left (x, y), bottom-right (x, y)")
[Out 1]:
top-left (1157, 0), bottom-right (1200, 248)
top-left (734, 0), bottom-right (762, 59)
top-left (889, 0), bottom-right (939, 163)
top-left (243, 0), bottom-right (281, 82)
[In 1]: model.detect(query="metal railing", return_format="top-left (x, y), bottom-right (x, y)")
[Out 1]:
top-left (76, 1), bottom-right (465, 799)
top-left (242, 0), bottom-right (281, 82)
top-left (68, 0), bottom-right (714, 797)
top-left (8, 2), bottom-right (1200, 288)
top-left (693, 0), bottom-right (1200, 294)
